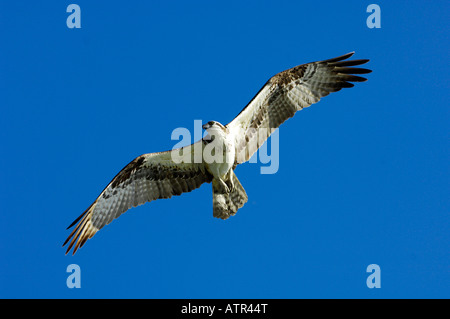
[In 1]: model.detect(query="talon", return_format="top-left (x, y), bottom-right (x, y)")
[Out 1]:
top-left (226, 170), bottom-right (235, 191)
top-left (226, 179), bottom-right (234, 192)
top-left (219, 179), bottom-right (230, 193)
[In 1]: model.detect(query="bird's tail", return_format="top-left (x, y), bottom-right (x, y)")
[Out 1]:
top-left (212, 170), bottom-right (248, 219)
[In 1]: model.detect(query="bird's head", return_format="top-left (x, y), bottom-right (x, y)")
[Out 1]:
top-left (202, 121), bottom-right (228, 144)
top-left (202, 121), bottom-right (227, 133)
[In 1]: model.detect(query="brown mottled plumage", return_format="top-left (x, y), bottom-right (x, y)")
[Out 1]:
top-left (64, 141), bottom-right (213, 255)
top-left (228, 52), bottom-right (371, 164)
top-left (64, 52), bottom-right (370, 254)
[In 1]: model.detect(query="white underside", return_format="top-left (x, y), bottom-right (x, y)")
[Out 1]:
top-left (204, 125), bottom-right (235, 180)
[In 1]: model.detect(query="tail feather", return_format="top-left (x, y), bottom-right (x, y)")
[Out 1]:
top-left (212, 171), bottom-right (248, 219)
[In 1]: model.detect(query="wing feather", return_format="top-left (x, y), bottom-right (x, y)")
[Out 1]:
top-left (63, 141), bottom-right (212, 255)
top-left (227, 52), bottom-right (371, 164)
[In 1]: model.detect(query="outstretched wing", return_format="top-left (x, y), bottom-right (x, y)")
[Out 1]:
top-left (63, 141), bottom-right (212, 255)
top-left (227, 52), bottom-right (371, 164)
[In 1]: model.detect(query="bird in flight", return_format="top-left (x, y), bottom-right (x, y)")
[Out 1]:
top-left (64, 52), bottom-right (371, 254)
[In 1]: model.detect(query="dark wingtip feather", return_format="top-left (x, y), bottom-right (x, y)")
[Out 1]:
top-left (63, 204), bottom-right (97, 255)
top-left (334, 67), bottom-right (372, 74)
top-left (330, 59), bottom-right (370, 67)
top-left (66, 203), bottom-right (93, 230)
top-left (66, 214), bottom-right (82, 230)
top-left (322, 53), bottom-right (371, 85)
top-left (340, 82), bottom-right (355, 88)
top-left (342, 75), bottom-right (369, 82)
top-left (62, 236), bottom-right (71, 247)
top-left (322, 52), bottom-right (355, 63)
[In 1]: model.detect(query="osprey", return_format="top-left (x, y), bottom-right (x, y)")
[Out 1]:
top-left (64, 52), bottom-right (371, 254)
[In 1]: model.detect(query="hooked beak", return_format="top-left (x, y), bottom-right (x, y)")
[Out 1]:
top-left (202, 123), bottom-right (211, 130)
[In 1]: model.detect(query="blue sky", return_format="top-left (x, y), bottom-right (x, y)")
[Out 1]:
top-left (0, 1), bottom-right (448, 298)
